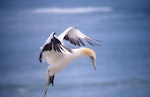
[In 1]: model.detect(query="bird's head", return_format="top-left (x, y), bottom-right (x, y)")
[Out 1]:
top-left (80, 47), bottom-right (96, 70)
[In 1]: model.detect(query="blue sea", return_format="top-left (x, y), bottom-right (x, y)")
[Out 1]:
top-left (0, 0), bottom-right (150, 97)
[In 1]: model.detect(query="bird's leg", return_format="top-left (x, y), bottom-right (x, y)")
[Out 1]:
top-left (51, 75), bottom-right (55, 86)
top-left (44, 75), bottom-right (55, 97)
top-left (48, 75), bottom-right (55, 86)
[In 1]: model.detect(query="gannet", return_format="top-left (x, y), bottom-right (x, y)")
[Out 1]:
top-left (39, 27), bottom-right (99, 97)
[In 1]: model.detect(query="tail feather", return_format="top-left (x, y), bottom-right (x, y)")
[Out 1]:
top-left (44, 75), bottom-right (55, 97)
top-left (44, 83), bottom-right (48, 97)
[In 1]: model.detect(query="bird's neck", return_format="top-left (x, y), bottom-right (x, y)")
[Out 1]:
top-left (72, 47), bottom-right (92, 58)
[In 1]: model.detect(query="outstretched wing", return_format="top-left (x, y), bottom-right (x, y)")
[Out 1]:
top-left (58, 27), bottom-right (99, 46)
top-left (39, 32), bottom-right (72, 62)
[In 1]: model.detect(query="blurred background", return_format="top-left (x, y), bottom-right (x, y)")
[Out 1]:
top-left (0, 0), bottom-right (150, 97)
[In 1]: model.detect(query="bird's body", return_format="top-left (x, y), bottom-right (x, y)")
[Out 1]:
top-left (39, 27), bottom-right (98, 97)
top-left (44, 47), bottom-right (96, 75)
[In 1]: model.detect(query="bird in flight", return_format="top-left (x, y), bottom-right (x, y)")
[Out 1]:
top-left (39, 27), bottom-right (99, 97)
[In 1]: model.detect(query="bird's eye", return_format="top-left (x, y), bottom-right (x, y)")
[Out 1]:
top-left (90, 56), bottom-right (94, 59)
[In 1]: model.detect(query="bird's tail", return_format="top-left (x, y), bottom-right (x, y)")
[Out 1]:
top-left (44, 83), bottom-right (48, 97)
top-left (44, 75), bottom-right (55, 97)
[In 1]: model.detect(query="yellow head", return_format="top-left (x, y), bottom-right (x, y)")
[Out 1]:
top-left (80, 47), bottom-right (96, 70)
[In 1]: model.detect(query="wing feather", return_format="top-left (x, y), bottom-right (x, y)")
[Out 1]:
top-left (39, 32), bottom-right (72, 62)
top-left (58, 27), bottom-right (98, 46)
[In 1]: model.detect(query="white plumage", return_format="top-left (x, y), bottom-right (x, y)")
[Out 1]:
top-left (39, 27), bottom-right (98, 97)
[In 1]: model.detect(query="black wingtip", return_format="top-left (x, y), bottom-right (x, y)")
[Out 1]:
top-left (74, 26), bottom-right (77, 29)
top-left (39, 52), bottom-right (42, 63)
top-left (53, 32), bottom-right (56, 36)
top-left (85, 37), bottom-right (101, 46)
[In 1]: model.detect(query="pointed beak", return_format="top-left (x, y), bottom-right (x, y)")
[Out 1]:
top-left (89, 56), bottom-right (96, 70)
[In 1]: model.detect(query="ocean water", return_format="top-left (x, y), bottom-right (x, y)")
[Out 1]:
top-left (0, 0), bottom-right (150, 97)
